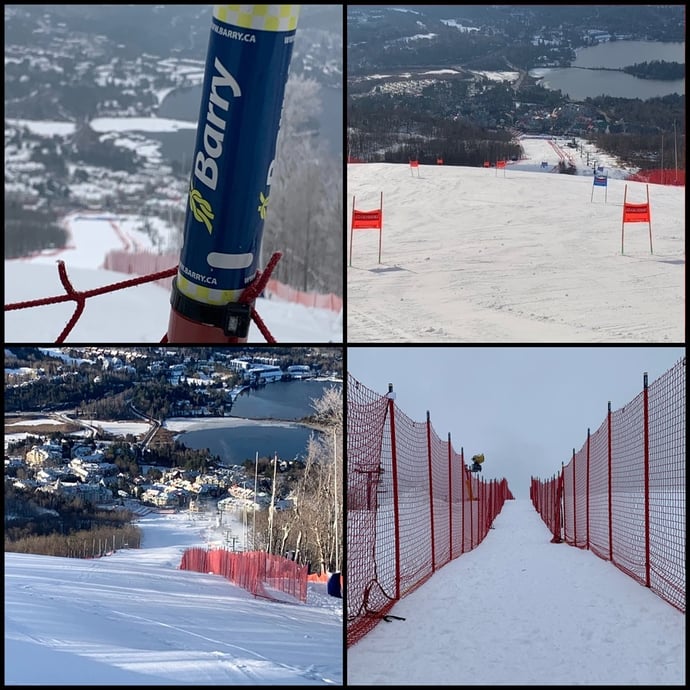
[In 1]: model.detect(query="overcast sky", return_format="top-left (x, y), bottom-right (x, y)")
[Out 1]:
top-left (346, 346), bottom-right (685, 499)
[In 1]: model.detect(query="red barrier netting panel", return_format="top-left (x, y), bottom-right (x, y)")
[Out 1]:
top-left (565, 439), bottom-right (589, 549)
top-left (346, 374), bottom-right (393, 647)
top-left (531, 357), bottom-right (685, 613)
top-left (625, 168), bottom-right (685, 186)
top-left (647, 361), bottom-right (685, 612)
top-left (394, 411), bottom-right (434, 600)
top-left (429, 426), bottom-right (450, 570)
top-left (531, 471), bottom-right (563, 542)
top-left (347, 375), bottom-right (514, 648)
top-left (588, 417), bottom-right (611, 561)
top-left (449, 444), bottom-right (464, 559)
top-left (610, 391), bottom-right (647, 584)
top-left (180, 548), bottom-right (307, 603)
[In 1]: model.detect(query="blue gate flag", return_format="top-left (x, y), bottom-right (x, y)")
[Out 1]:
top-left (593, 174), bottom-right (608, 187)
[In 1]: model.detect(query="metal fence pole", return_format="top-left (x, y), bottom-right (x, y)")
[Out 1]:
top-left (387, 384), bottom-right (401, 601)
top-left (586, 428), bottom-right (591, 551)
top-left (448, 432), bottom-right (453, 560)
top-left (643, 372), bottom-right (651, 588)
top-left (426, 411), bottom-right (436, 572)
top-left (607, 401), bottom-right (613, 562)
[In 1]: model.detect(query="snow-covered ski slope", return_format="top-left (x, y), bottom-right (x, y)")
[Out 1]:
top-left (5, 511), bottom-right (343, 685)
top-left (347, 158), bottom-right (684, 343)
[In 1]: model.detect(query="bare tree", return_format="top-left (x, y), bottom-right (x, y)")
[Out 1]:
top-left (252, 385), bottom-right (343, 573)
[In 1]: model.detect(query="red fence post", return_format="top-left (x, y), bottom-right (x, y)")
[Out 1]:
top-left (426, 410), bottom-right (436, 572)
top-left (607, 401), bottom-right (613, 562)
top-left (388, 384), bottom-right (401, 601)
top-left (556, 461), bottom-right (568, 543)
top-left (460, 446), bottom-right (465, 554)
top-left (572, 448), bottom-right (577, 546)
top-left (586, 428), bottom-right (591, 551)
top-left (487, 480), bottom-right (491, 530)
top-left (469, 466), bottom-right (474, 551)
top-left (448, 432), bottom-right (453, 560)
top-left (643, 372), bottom-right (650, 588)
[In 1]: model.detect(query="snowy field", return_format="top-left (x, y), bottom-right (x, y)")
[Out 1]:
top-left (6, 240), bottom-right (341, 346)
top-left (5, 509), bottom-right (343, 685)
top-left (347, 499), bottom-right (685, 686)
top-left (5, 261), bottom-right (343, 344)
top-left (3, 415), bottom-right (314, 458)
top-left (3, 417), bottom-right (151, 447)
top-left (5, 117), bottom-right (197, 136)
top-left (5, 201), bottom-right (342, 344)
top-left (347, 140), bottom-right (684, 343)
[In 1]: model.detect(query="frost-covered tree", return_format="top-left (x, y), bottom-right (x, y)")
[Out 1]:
top-left (261, 73), bottom-right (342, 297)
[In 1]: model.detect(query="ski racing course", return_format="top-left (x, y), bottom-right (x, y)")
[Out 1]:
top-left (347, 151), bottom-right (684, 343)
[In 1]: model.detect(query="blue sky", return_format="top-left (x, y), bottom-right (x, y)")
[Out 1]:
top-left (346, 346), bottom-right (685, 498)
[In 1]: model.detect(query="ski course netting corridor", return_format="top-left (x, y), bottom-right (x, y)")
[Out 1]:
top-left (346, 498), bottom-right (685, 686)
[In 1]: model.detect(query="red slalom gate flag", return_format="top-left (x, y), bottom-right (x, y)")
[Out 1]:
top-left (436, 157), bottom-right (444, 165)
top-left (623, 204), bottom-right (650, 223)
top-left (350, 192), bottom-right (383, 266)
top-left (621, 184), bottom-right (653, 254)
top-left (483, 161), bottom-right (490, 168)
top-left (351, 209), bottom-right (382, 230)
top-left (496, 160), bottom-right (506, 168)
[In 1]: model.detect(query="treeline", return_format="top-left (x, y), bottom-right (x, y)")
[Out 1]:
top-left (587, 94), bottom-right (685, 170)
top-left (5, 480), bottom-right (139, 545)
top-left (6, 524), bottom-right (141, 558)
top-left (622, 60), bottom-right (684, 81)
top-left (142, 441), bottom-right (222, 473)
top-left (592, 131), bottom-right (685, 171)
top-left (587, 93), bottom-right (684, 131)
top-left (348, 95), bottom-right (520, 165)
top-left (126, 380), bottom-right (226, 420)
top-left (5, 197), bottom-right (68, 259)
top-left (5, 368), bottom-right (134, 414)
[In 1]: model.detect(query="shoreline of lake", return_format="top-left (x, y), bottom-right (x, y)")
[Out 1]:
top-left (162, 415), bottom-right (326, 436)
top-left (529, 39), bottom-right (685, 100)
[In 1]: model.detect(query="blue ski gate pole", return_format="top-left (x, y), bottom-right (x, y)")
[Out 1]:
top-left (167, 5), bottom-right (300, 342)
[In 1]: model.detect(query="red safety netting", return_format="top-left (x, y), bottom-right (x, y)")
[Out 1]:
top-left (105, 249), bottom-right (343, 313)
top-left (4, 254), bottom-right (283, 343)
top-left (625, 168), bottom-right (685, 186)
top-left (531, 356), bottom-right (685, 613)
top-left (347, 374), bottom-right (514, 648)
top-left (180, 547), bottom-right (308, 603)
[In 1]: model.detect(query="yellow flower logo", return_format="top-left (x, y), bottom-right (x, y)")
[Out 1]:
top-left (189, 182), bottom-right (214, 234)
top-left (257, 192), bottom-right (269, 220)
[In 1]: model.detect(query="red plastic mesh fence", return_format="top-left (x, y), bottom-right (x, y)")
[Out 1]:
top-left (625, 168), bottom-right (685, 186)
top-left (180, 547), bottom-right (308, 603)
top-left (104, 249), bottom-right (343, 312)
top-left (4, 254), bottom-right (282, 343)
top-left (531, 357), bottom-right (685, 613)
top-left (347, 374), bottom-right (514, 648)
